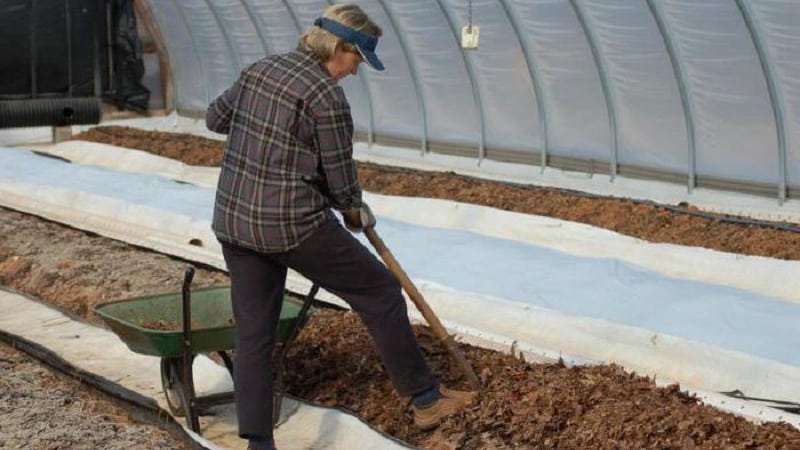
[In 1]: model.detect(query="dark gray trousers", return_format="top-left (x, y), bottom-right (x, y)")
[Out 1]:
top-left (220, 219), bottom-right (436, 440)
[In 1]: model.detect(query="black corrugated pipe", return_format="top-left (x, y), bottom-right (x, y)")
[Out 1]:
top-left (0, 97), bottom-right (101, 128)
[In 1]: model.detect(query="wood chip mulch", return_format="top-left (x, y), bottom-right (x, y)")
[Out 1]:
top-left (281, 309), bottom-right (800, 449)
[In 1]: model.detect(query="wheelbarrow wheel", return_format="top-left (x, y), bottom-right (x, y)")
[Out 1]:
top-left (160, 358), bottom-right (188, 417)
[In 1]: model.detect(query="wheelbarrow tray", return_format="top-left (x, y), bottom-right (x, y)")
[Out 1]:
top-left (94, 286), bottom-right (307, 358)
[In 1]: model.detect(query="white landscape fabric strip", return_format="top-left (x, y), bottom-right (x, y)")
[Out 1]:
top-left (18, 141), bottom-right (800, 306)
top-left (24, 140), bottom-right (221, 186)
top-left (0, 290), bottom-right (412, 450)
top-left (2, 149), bottom-right (800, 411)
top-left (0, 126), bottom-right (53, 146)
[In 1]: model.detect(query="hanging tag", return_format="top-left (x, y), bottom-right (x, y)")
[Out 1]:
top-left (461, 25), bottom-right (480, 49)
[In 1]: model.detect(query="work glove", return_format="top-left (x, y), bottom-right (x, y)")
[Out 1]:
top-left (343, 203), bottom-right (376, 233)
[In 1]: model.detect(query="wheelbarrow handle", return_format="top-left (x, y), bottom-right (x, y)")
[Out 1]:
top-left (180, 265), bottom-right (200, 431)
top-left (183, 266), bottom-right (196, 295)
top-left (181, 266), bottom-right (195, 340)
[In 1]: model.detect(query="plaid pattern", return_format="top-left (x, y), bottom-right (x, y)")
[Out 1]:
top-left (207, 51), bottom-right (362, 253)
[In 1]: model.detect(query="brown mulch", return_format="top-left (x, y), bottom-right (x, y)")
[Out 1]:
top-left (73, 126), bottom-right (223, 167)
top-left (74, 126), bottom-right (800, 261)
top-left (288, 310), bottom-right (799, 450)
top-left (1, 210), bottom-right (799, 447)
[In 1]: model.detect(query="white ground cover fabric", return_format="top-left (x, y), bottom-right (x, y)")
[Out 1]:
top-left (2, 144), bottom-right (800, 423)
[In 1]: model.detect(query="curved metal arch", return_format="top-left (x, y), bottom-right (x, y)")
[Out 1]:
top-left (430, 0), bottom-right (486, 163)
top-left (239, 0), bottom-right (275, 56)
top-left (376, 0), bottom-right (428, 155)
top-left (567, 0), bottom-right (619, 180)
top-left (171, 0), bottom-right (211, 105)
top-left (282, 0), bottom-right (376, 147)
top-left (321, 0), bottom-right (377, 147)
top-left (497, 0), bottom-right (548, 172)
top-left (202, 0), bottom-right (242, 72)
top-left (280, 0), bottom-right (302, 32)
top-left (735, 0), bottom-right (788, 204)
top-left (646, 0), bottom-right (698, 193)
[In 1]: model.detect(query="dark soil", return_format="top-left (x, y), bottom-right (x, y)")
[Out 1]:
top-left (74, 126), bottom-right (800, 261)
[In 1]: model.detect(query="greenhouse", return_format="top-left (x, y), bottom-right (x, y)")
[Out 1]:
top-left (1, 1), bottom-right (800, 449)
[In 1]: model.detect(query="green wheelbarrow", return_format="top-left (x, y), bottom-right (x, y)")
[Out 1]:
top-left (93, 266), bottom-right (318, 434)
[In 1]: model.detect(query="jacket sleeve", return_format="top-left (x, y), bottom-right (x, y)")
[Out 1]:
top-left (205, 79), bottom-right (242, 135)
top-left (311, 92), bottom-right (362, 211)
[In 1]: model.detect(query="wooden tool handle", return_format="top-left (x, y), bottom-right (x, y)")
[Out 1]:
top-left (364, 227), bottom-right (482, 391)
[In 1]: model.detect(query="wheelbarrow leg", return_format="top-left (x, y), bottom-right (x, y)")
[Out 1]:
top-left (273, 284), bottom-right (319, 428)
top-left (217, 350), bottom-right (234, 378)
top-left (181, 266), bottom-right (201, 432)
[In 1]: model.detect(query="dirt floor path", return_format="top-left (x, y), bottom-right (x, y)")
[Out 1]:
top-left (0, 208), bottom-right (227, 325)
top-left (0, 341), bottom-right (194, 449)
top-left (1, 205), bottom-right (799, 449)
top-left (74, 126), bottom-right (800, 261)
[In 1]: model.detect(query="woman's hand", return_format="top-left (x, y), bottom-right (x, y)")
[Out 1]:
top-left (343, 203), bottom-right (376, 233)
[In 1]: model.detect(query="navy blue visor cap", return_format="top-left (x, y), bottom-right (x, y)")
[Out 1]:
top-left (314, 17), bottom-right (384, 71)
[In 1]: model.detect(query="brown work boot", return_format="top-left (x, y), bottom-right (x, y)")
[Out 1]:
top-left (412, 386), bottom-right (476, 430)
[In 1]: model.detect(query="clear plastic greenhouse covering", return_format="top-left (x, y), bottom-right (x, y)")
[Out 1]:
top-left (143, 0), bottom-right (800, 200)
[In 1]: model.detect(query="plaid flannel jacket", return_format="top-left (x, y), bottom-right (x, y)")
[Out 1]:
top-left (207, 51), bottom-right (362, 253)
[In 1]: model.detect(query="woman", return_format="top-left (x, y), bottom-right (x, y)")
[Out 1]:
top-left (205, 4), bottom-right (474, 450)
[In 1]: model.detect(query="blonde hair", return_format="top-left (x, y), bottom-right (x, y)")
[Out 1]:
top-left (297, 4), bottom-right (382, 63)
